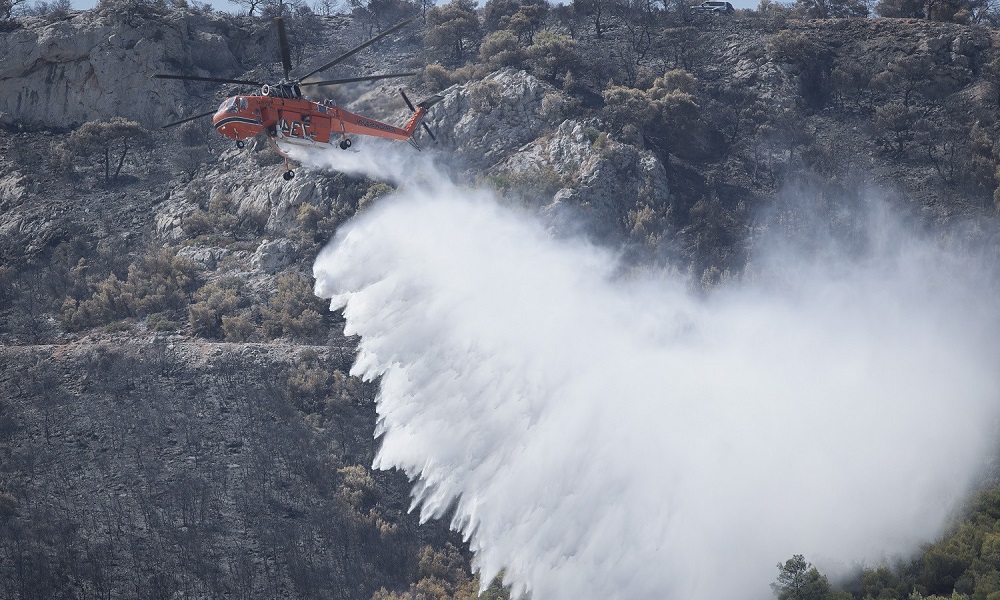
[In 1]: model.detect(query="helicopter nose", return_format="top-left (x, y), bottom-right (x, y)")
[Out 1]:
top-left (213, 109), bottom-right (264, 141)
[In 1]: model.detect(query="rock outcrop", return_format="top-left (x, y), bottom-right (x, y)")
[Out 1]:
top-left (429, 68), bottom-right (567, 171)
top-left (0, 11), bottom-right (246, 129)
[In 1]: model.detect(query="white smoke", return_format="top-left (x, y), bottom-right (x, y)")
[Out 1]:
top-left (306, 141), bottom-right (1000, 600)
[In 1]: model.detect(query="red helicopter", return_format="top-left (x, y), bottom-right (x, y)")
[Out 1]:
top-left (156, 16), bottom-right (441, 181)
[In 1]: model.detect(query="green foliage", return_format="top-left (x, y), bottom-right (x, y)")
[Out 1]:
top-left (874, 103), bottom-right (918, 153)
top-left (421, 63), bottom-right (459, 89)
top-left (848, 483), bottom-right (1000, 600)
top-left (772, 555), bottom-right (833, 600)
top-left (600, 69), bottom-right (700, 153)
top-left (188, 277), bottom-right (246, 338)
top-left (425, 0), bottom-right (481, 65)
top-left (335, 464), bottom-right (398, 536)
top-left (18, 0), bottom-right (72, 19)
top-left (467, 79), bottom-right (504, 109)
top-left (875, 0), bottom-right (976, 20)
top-left (182, 189), bottom-right (267, 238)
top-left (482, 0), bottom-right (548, 41)
top-left (146, 311), bottom-right (181, 332)
top-left (861, 566), bottom-right (906, 599)
top-left (830, 61), bottom-right (876, 109)
top-left (479, 30), bottom-right (526, 71)
top-left (53, 118), bottom-right (155, 184)
top-left (61, 248), bottom-right (199, 331)
top-left (283, 348), bottom-right (371, 427)
top-left (651, 69), bottom-right (697, 96)
top-left (349, 0), bottom-right (418, 37)
top-left (371, 543), bottom-right (512, 600)
top-left (285, 348), bottom-right (331, 404)
top-left (220, 313), bottom-right (255, 341)
top-left (358, 182), bottom-right (396, 211)
top-left (487, 163), bottom-right (569, 199)
top-left (572, 0), bottom-right (625, 39)
top-left (260, 272), bottom-right (325, 340)
top-left (602, 85), bottom-right (658, 132)
top-left (525, 31), bottom-right (581, 83)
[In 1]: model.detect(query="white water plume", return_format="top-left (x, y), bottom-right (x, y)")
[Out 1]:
top-left (308, 142), bottom-right (1000, 600)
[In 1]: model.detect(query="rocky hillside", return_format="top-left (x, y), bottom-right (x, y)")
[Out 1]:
top-left (2, 3), bottom-right (1000, 599)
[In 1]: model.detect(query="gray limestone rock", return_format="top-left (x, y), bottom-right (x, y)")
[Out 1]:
top-left (0, 12), bottom-right (242, 129)
top-left (176, 245), bottom-right (229, 270)
top-left (252, 238), bottom-right (296, 274)
top-left (428, 69), bottom-right (562, 170)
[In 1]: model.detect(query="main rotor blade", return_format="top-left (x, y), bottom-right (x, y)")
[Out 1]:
top-left (297, 17), bottom-right (417, 82)
top-left (154, 73), bottom-right (264, 86)
top-left (422, 122), bottom-right (437, 142)
top-left (399, 88), bottom-right (416, 111)
top-left (160, 109), bottom-right (217, 129)
top-left (274, 16), bottom-right (293, 80)
top-left (302, 72), bottom-right (418, 86)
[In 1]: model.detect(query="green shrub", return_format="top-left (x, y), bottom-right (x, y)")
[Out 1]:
top-left (147, 312), bottom-right (181, 332)
top-left (188, 277), bottom-right (245, 338)
top-left (422, 63), bottom-right (456, 89)
top-left (287, 349), bottom-right (329, 399)
top-left (358, 183), bottom-right (395, 211)
top-left (95, 0), bottom-right (167, 25)
top-left (260, 273), bottom-right (325, 340)
top-left (62, 248), bottom-right (198, 331)
top-left (602, 86), bottom-right (658, 132)
top-left (600, 70), bottom-right (701, 153)
top-left (221, 313), bottom-right (256, 342)
top-left (424, 0), bottom-right (482, 65)
top-left (182, 189), bottom-right (266, 237)
top-left (525, 31), bottom-right (580, 83)
top-left (479, 30), bottom-right (526, 71)
top-left (488, 164), bottom-right (569, 199)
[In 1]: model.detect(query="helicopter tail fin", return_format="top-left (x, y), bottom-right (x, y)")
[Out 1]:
top-left (400, 89), bottom-right (442, 144)
top-left (417, 95), bottom-right (444, 110)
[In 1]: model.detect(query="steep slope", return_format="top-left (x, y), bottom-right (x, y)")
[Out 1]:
top-left (2, 6), bottom-right (1000, 600)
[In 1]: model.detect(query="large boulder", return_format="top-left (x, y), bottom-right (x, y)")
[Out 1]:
top-left (428, 68), bottom-right (565, 171)
top-left (499, 119), bottom-right (672, 243)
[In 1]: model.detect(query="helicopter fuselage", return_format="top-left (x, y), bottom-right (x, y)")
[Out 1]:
top-left (212, 92), bottom-right (421, 150)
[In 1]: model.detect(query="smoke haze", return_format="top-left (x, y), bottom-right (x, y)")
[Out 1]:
top-left (305, 142), bottom-right (1000, 600)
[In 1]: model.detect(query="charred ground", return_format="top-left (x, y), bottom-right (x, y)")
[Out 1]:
top-left (2, 2), bottom-right (1000, 599)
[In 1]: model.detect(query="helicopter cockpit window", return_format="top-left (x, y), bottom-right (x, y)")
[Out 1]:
top-left (226, 99), bottom-right (239, 113)
top-left (239, 98), bottom-right (248, 110)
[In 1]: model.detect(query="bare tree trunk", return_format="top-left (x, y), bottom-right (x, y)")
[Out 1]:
top-left (114, 139), bottom-right (129, 181)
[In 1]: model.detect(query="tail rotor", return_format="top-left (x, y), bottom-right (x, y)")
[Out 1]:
top-left (400, 89), bottom-right (439, 143)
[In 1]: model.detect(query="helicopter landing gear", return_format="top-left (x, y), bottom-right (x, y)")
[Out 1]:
top-left (283, 170), bottom-right (295, 181)
top-left (339, 138), bottom-right (352, 150)
top-left (236, 140), bottom-right (245, 149)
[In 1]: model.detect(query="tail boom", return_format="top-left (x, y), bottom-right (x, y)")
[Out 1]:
top-left (333, 94), bottom-right (444, 143)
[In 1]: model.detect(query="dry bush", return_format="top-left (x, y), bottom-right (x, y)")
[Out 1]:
top-left (62, 248), bottom-right (198, 331)
top-left (188, 277), bottom-right (246, 338)
top-left (260, 272), bottom-right (325, 340)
